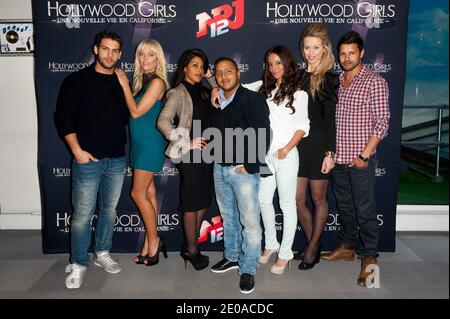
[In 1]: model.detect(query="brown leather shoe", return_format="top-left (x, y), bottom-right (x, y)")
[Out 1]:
top-left (320, 244), bottom-right (355, 261)
top-left (357, 256), bottom-right (378, 287)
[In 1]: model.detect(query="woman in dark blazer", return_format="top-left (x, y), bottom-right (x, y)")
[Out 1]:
top-left (157, 49), bottom-right (212, 271)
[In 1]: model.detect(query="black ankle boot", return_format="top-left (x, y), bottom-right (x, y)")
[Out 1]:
top-left (180, 244), bottom-right (209, 271)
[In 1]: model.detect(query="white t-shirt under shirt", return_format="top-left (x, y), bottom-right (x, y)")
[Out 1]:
top-left (242, 80), bottom-right (310, 157)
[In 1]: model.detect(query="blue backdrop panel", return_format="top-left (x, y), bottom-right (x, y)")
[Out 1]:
top-left (33, 0), bottom-right (409, 253)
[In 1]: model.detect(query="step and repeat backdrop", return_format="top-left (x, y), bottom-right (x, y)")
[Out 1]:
top-left (33, 0), bottom-right (409, 253)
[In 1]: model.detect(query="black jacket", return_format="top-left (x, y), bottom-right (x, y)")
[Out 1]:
top-left (211, 85), bottom-right (271, 174)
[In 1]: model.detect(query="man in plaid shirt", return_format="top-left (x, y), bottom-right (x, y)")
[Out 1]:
top-left (321, 31), bottom-right (390, 287)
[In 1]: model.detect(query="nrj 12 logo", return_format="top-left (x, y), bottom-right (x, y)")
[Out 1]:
top-left (198, 216), bottom-right (223, 243)
top-left (196, 0), bottom-right (245, 38)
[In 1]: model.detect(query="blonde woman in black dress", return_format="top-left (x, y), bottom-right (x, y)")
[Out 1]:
top-left (295, 23), bottom-right (339, 270)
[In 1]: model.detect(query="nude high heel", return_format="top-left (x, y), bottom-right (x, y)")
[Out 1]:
top-left (258, 248), bottom-right (279, 264)
top-left (270, 259), bottom-right (292, 275)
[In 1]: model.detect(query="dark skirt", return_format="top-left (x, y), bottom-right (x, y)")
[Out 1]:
top-left (176, 154), bottom-right (213, 212)
top-left (297, 129), bottom-right (330, 180)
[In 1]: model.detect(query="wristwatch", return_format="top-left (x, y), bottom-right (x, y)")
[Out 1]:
top-left (358, 154), bottom-right (370, 162)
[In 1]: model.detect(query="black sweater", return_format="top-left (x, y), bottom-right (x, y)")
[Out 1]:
top-left (210, 85), bottom-right (271, 174)
top-left (54, 65), bottom-right (128, 159)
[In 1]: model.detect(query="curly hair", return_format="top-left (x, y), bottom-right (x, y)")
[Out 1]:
top-left (259, 45), bottom-right (300, 114)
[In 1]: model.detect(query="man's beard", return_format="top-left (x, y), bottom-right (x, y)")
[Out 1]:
top-left (97, 56), bottom-right (117, 70)
top-left (342, 61), bottom-right (361, 72)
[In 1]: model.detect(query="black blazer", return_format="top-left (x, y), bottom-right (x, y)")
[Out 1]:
top-left (211, 84), bottom-right (271, 174)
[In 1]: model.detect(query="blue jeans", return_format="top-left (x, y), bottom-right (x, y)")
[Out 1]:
top-left (213, 164), bottom-right (262, 275)
top-left (331, 157), bottom-right (378, 257)
top-left (70, 156), bottom-right (126, 266)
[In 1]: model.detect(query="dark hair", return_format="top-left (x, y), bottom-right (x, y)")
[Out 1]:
top-left (337, 31), bottom-right (364, 53)
top-left (173, 48), bottom-right (210, 99)
top-left (93, 30), bottom-right (123, 50)
top-left (173, 49), bottom-right (209, 86)
top-left (214, 57), bottom-right (239, 71)
top-left (259, 45), bottom-right (300, 114)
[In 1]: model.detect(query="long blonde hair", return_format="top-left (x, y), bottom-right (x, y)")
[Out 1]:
top-left (299, 23), bottom-right (335, 97)
top-left (132, 39), bottom-right (169, 96)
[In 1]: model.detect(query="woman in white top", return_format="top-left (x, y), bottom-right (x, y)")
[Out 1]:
top-left (212, 45), bottom-right (309, 274)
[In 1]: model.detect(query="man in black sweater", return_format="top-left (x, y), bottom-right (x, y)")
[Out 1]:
top-left (209, 57), bottom-right (271, 294)
top-left (54, 30), bottom-right (128, 289)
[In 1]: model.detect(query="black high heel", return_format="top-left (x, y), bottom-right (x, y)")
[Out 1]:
top-left (145, 237), bottom-right (168, 267)
top-left (180, 244), bottom-right (209, 271)
top-left (298, 243), bottom-right (322, 270)
top-left (293, 250), bottom-right (304, 261)
top-left (134, 254), bottom-right (148, 265)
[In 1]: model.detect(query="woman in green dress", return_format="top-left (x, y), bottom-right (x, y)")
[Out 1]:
top-left (115, 39), bottom-right (168, 266)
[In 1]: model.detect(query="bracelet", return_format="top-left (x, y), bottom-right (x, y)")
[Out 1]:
top-left (325, 151), bottom-right (336, 160)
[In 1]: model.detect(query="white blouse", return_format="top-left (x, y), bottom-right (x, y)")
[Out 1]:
top-left (242, 80), bottom-right (310, 156)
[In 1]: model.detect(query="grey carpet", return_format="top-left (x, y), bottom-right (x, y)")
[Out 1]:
top-left (0, 231), bottom-right (447, 299)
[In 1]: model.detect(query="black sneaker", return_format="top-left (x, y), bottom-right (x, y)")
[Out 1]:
top-left (211, 258), bottom-right (239, 273)
top-left (239, 273), bottom-right (255, 294)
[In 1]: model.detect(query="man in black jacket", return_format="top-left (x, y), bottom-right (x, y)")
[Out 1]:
top-left (54, 30), bottom-right (128, 289)
top-left (209, 57), bottom-right (271, 294)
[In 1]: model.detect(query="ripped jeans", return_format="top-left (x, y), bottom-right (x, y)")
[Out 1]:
top-left (213, 164), bottom-right (262, 275)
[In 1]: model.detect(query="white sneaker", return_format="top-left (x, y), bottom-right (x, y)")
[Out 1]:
top-left (65, 263), bottom-right (87, 289)
top-left (94, 251), bottom-right (122, 274)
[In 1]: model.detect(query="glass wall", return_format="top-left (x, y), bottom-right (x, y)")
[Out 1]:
top-left (399, 0), bottom-right (449, 205)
